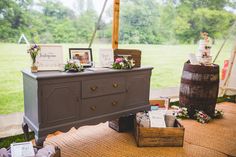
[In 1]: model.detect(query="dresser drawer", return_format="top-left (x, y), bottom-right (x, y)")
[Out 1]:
top-left (80, 94), bottom-right (125, 118)
top-left (82, 77), bottom-right (126, 98)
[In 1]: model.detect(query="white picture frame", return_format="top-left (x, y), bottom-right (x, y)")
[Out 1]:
top-left (35, 45), bottom-right (63, 71)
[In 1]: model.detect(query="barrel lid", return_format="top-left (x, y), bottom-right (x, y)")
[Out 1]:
top-left (183, 62), bottom-right (219, 74)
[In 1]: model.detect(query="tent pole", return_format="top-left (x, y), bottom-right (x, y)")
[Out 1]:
top-left (112, 0), bottom-right (120, 49)
top-left (88, 0), bottom-right (108, 48)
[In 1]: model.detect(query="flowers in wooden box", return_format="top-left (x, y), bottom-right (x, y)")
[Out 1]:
top-left (112, 57), bottom-right (135, 69)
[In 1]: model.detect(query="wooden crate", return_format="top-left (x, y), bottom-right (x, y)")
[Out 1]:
top-left (134, 116), bottom-right (184, 147)
top-left (113, 49), bottom-right (141, 67)
top-left (109, 114), bottom-right (135, 132)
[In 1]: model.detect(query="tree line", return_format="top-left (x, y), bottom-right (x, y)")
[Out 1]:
top-left (0, 0), bottom-right (236, 44)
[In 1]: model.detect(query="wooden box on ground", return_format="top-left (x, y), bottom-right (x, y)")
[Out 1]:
top-left (109, 114), bottom-right (135, 132)
top-left (114, 49), bottom-right (141, 67)
top-left (134, 116), bottom-right (184, 147)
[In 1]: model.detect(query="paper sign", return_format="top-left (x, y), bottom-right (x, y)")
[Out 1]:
top-left (99, 49), bottom-right (114, 67)
top-left (149, 110), bottom-right (166, 128)
top-left (188, 53), bottom-right (199, 64)
top-left (11, 142), bottom-right (35, 157)
top-left (35, 45), bottom-right (63, 71)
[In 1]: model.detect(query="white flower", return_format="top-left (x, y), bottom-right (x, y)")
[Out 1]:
top-left (120, 62), bottom-right (124, 66)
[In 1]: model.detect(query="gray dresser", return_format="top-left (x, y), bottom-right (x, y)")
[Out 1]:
top-left (22, 67), bottom-right (153, 145)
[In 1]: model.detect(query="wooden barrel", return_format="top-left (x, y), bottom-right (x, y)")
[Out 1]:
top-left (179, 62), bottom-right (219, 118)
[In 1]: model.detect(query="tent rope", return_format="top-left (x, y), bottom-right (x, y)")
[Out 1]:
top-left (88, 0), bottom-right (108, 48)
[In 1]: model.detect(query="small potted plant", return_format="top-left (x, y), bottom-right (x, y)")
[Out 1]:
top-left (27, 44), bottom-right (41, 73)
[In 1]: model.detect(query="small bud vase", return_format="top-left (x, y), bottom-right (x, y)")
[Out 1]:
top-left (31, 63), bottom-right (38, 73)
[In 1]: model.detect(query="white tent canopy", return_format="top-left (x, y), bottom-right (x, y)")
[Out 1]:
top-left (220, 41), bottom-right (236, 96)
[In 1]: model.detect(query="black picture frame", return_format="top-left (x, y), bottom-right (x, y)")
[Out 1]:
top-left (69, 48), bottom-right (93, 67)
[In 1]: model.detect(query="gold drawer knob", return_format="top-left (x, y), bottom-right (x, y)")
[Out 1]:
top-left (90, 106), bottom-right (96, 111)
top-left (113, 83), bottom-right (119, 88)
top-left (111, 101), bottom-right (118, 106)
top-left (90, 86), bottom-right (98, 91)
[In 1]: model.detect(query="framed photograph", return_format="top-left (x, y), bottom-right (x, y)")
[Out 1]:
top-left (69, 48), bottom-right (93, 67)
top-left (35, 45), bottom-right (63, 71)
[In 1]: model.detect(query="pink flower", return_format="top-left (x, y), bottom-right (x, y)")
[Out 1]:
top-left (115, 58), bottom-right (123, 63)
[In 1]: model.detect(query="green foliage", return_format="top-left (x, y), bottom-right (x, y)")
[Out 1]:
top-left (178, 0), bottom-right (236, 10)
top-left (119, 0), bottom-right (160, 44)
top-left (0, 0), bottom-right (235, 44)
top-left (174, 0), bottom-right (236, 43)
top-left (174, 8), bottom-right (236, 43)
top-left (193, 8), bottom-right (236, 39)
top-left (170, 96), bottom-right (236, 107)
top-left (41, 0), bottom-right (75, 19)
top-left (0, 132), bottom-right (34, 148)
top-left (75, 10), bottom-right (98, 42)
top-left (0, 0), bottom-right (97, 43)
top-left (0, 0), bottom-right (33, 42)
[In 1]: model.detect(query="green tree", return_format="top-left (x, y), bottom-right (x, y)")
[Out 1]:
top-left (74, 10), bottom-right (98, 43)
top-left (0, 0), bottom-right (33, 42)
top-left (156, 2), bottom-right (177, 44)
top-left (40, 0), bottom-right (75, 19)
top-left (174, 0), bottom-right (236, 43)
top-left (178, 0), bottom-right (236, 10)
top-left (119, 0), bottom-right (160, 44)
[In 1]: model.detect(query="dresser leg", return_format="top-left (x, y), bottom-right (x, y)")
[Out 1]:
top-left (22, 122), bottom-right (29, 141)
top-left (35, 135), bottom-right (46, 146)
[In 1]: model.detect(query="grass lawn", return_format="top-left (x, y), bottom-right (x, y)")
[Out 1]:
top-left (0, 41), bottom-right (233, 114)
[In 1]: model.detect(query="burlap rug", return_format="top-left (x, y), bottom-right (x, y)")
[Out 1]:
top-left (45, 102), bottom-right (236, 157)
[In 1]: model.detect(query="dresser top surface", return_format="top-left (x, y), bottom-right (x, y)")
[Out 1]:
top-left (22, 66), bottom-right (153, 79)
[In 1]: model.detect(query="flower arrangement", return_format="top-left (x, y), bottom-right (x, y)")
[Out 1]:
top-left (112, 57), bottom-right (135, 69)
top-left (172, 106), bottom-right (189, 119)
top-left (173, 106), bottom-right (224, 124)
top-left (194, 110), bottom-right (212, 124)
top-left (214, 109), bottom-right (224, 119)
top-left (27, 44), bottom-right (41, 65)
top-left (64, 60), bottom-right (84, 72)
